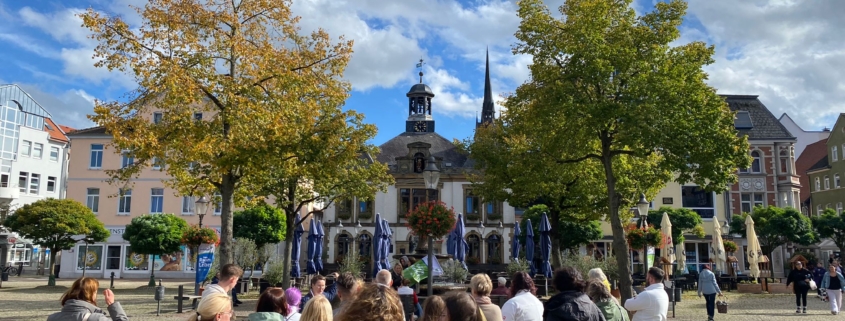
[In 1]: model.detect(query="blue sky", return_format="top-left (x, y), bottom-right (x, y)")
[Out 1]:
top-left (1, 0), bottom-right (842, 145)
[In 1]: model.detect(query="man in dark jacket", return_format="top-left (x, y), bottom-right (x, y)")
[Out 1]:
top-left (813, 262), bottom-right (827, 297)
top-left (787, 261), bottom-right (814, 313)
top-left (544, 267), bottom-right (606, 321)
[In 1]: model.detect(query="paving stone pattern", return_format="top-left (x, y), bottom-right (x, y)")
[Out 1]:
top-left (0, 277), bottom-right (841, 320)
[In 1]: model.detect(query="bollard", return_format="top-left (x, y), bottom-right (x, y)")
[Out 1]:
top-left (177, 285), bottom-right (185, 313)
top-left (110, 272), bottom-right (115, 289)
top-left (154, 280), bottom-right (165, 316)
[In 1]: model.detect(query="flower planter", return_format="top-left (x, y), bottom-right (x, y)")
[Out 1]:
top-left (766, 283), bottom-right (792, 294)
top-left (737, 283), bottom-right (762, 294)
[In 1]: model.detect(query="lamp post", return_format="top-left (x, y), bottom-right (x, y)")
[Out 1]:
top-left (637, 193), bottom-right (651, 274)
top-left (195, 196), bottom-right (210, 228)
top-left (423, 155), bottom-right (440, 297)
top-left (193, 196), bottom-right (210, 295)
top-left (478, 222), bottom-right (485, 264)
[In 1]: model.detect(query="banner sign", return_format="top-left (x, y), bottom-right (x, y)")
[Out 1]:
top-left (195, 243), bottom-right (216, 284)
top-left (421, 255), bottom-right (444, 277)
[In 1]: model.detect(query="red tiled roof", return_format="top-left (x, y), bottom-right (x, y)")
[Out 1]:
top-left (58, 124), bottom-right (75, 133)
top-left (44, 118), bottom-right (69, 143)
top-left (796, 137), bottom-right (829, 204)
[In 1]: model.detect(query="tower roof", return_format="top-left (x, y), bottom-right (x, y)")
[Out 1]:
top-left (477, 48), bottom-right (495, 128)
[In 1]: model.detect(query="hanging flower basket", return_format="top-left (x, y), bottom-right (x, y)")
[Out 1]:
top-left (406, 201), bottom-right (457, 239)
top-left (625, 223), bottom-right (662, 250)
top-left (723, 240), bottom-right (738, 253)
top-left (181, 225), bottom-right (220, 247)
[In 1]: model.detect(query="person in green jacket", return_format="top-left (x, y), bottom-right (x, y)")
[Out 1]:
top-left (248, 288), bottom-right (291, 321)
top-left (586, 279), bottom-right (629, 321)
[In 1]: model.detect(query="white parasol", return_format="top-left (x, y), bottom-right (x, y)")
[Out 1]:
top-left (660, 212), bottom-right (675, 274)
top-left (745, 215), bottom-right (762, 278)
top-left (712, 219), bottom-right (727, 273)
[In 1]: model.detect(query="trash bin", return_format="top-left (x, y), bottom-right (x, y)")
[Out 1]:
top-left (1, 271), bottom-right (8, 281)
top-left (674, 287), bottom-right (682, 302)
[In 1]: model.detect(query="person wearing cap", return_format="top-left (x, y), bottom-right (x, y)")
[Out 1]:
top-left (697, 264), bottom-right (722, 321)
top-left (492, 277), bottom-right (509, 296)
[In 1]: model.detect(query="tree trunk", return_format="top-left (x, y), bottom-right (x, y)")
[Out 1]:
top-left (281, 211), bottom-right (296, 289)
top-left (601, 149), bottom-right (634, 304)
top-left (219, 174), bottom-right (237, 265)
top-left (48, 247), bottom-right (58, 286)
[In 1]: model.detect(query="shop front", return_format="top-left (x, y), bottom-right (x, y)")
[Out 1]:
top-left (59, 225), bottom-right (218, 279)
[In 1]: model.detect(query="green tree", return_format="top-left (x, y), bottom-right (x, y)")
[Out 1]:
top-left (123, 214), bottom-right (188, 285)
top-left (730, 206), bottom-right (816, 274)
top-left (646, 206), bottom-right (705, 246)
top-left (519, 205), bottom-right (603, 256)
top-left (233, 204), bottom-right (286, 248)
top-left (3, 198), bottom-right (109, 286)
top-left (813, 208), bottom-right (845, 255)
top-left (491, 0), bottom-right (751, 302)
top-left (80, 0), bottom-right (358, 265)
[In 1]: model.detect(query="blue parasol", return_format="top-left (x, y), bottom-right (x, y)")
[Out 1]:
top-left (511, 221), bottom-right (521, 260)
top-left (314, 220), bottom-right (325, 273)
top-left (539, 213), bottom-right (553, 278)
top-left (525, 219), bottom-right (536, 276)
top-left (306, 218), bottom-right (317, 275)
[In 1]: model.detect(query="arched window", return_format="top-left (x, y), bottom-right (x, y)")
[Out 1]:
top-left (466, 234), bottom-right (481, 264)
top-left (358, 234), bottom-right (372, 258)
top-left (336, 233), bottom-right (351, 263)
top-left (486, 234), bottom-right (502, 264)
top-left (751, 151), bottom-right (762, 173)
top-left (413, 152), bottom-right (426, 173)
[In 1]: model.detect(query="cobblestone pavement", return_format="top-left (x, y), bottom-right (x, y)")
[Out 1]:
top-left (0, 277), bottom-right (842, 320)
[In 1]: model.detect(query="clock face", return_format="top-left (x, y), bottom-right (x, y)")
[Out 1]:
top-left (414, 121), bottom-right (427, 132)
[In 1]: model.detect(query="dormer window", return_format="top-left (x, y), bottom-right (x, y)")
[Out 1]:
top-left (413, 152), bottom-right (426, 173)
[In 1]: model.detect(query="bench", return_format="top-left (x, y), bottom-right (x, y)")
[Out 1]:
top-left (175, 285), bottom-right (201, 313)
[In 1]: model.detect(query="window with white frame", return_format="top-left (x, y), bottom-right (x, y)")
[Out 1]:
top-left (838, 202), bottom-right (843, 215)
top-left (837, 174), bottom-right (841, 188)
top-left (46, 176), bottom-right (56, 193)
top-left (213, 192), bottom-right (221, 215)
top-left (121, 150), bottom-right (134, 168)
top-left (779, 149), bottom-right (790, 174)
top-left (740, 193), bottom-right (764, 214)
top-left (835, 146), bottom-right (840, 162)
top-left (28, 174), bottom-right (39, 194)
top-left (842, 144), bottom-right (845, 159)
top-left (152, 157), bottom-right (164, 170)
top-left (181, 196), bottom-right (195, 214)
top-left (20, 140), bottom-right (31, 157)
top-left (118, 189), bottom-right (132, 214)
top-left (49, 146), bottom-right (59, 161)
top-left (87, 188), bottom-right (100, 213)
top-left (818, 205), bottom-right (824, 216)
top-left (750, 151), bottom-right (762, 173)
top-left (825, 176), bottom-right (830, 190)
top-left (18, 172), bottom-right (27, 193)
top-left (817, 177), bottom-right (822, 191)
top-left (32, 143), bottom-right (43, 159)
top-left (150, 188), bottom-right (164, 213)
top-left (681, 186), bottom-right (715, 218)
top-left (90, 144), bottom-right (103, 168)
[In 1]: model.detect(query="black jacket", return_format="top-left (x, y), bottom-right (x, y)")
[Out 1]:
top-left (787, 268), bottom-right (813, 293)
top-left (543, 291), bottom-right (607, 321)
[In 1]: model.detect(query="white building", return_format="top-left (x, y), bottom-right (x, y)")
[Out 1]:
top-left (779, 113), bottom-right (830, 158)
top-left (0, 84), bottom-right (71, 272)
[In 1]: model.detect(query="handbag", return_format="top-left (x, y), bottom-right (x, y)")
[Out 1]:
top-left (716, 295), bottom-right (728, 314)
top-left (810, 280), bottom-right (818, 290)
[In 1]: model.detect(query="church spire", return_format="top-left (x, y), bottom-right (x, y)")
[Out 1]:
top-left (477, 48), bottom-right (495, 128)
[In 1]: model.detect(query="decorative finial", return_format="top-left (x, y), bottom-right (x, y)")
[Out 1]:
top-left (416, 58), bottom-right (426, 83)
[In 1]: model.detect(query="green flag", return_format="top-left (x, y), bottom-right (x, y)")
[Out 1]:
top-left (402, 260), bottom-right (428, 285)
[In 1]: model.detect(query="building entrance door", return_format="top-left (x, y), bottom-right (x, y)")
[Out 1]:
top-left (105, 245), bottom-right (122, 278)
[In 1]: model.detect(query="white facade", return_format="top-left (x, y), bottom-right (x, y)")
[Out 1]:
top-left (780, 113), bottom-right (830, 158)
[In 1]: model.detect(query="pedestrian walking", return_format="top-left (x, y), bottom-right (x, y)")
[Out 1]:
top-left (822, 264), bottom-right (845, 315)
top-left (786, 261), bottom-right (813, 313)
top-left (697, 265), bottom-right (722, 321)
top-left (814, 262), bottom-right (827, 298)
top-left (624, 267), bottom-right (669, 321)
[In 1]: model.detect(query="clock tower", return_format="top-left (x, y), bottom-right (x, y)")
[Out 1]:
top-left (405, 59), bottom-right (435, 133)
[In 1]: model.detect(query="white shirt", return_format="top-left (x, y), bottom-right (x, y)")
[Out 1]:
top-left (624, 283), bottom-right (669, 321)
top-left (202, 284), bottom-right (227, 298)
top-left (397, 286), bottom-right (415, 295)
top-left (501, 290), bottom-right (544, 321)
top-left (285, 311), bottom-right (301, 321)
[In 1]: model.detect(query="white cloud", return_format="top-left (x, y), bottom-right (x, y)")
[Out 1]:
top-left (16, 84), bottom-right (97, 129)
top-left (18, 7), bottom-right (93, 45)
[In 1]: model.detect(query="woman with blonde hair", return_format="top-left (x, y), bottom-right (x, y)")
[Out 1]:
top-left (587, 268), bottom-right (611, 292)
top-left (47, 277), bottom-right (129, 321)
top-left (300, 295), bottom-right (333, 321)
top-left (420, 295), bottom-right (447, 321)
top-left (191, 293), bottom-right (234, 321)
top-left (469, 274), bottom-right (502, 321)
top-left (336, 283), bottom-right (404, 321)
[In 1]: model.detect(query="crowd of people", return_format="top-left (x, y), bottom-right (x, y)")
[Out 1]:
top-left (45, 261), bottom-right (685, 321)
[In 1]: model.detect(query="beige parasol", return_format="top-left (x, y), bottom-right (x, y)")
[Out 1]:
top-left (712, 219), bottom-right (727, 273)
top-left (660, 212), bottom-right (675, 274)
top-left (745, 215), bottom-right (762, 278)
top-left (676, 242), bottom-right (686, 273)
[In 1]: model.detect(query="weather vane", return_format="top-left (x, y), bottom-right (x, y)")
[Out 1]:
top-left (416, 58), bottom-right (425, 83)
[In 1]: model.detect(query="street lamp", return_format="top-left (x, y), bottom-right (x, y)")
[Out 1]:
top-left (195, 196), bottom-right (210, 228)
top-left (497, 221), bottom-right (504, 236)
top-left (637, 193), bottom-right (650, 273)
top-left (423, 155), bottom-right (440, 297)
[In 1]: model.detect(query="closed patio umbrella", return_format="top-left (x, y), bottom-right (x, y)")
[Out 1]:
top-left (291, 214), bottom-right (304, 278)
top-left (512, 222), bottom-right (521, 260)
top-left (745, 215), bottom-right (762, 279)
top-left (660, 212), bottom-right (675, 275)
top-left (306, 218), bottom-right (317, 275)
top-left (525, 219), bottom-right (536, 276)
top-left (372, 213), bottom-right (383, 277)
top-left (314, 220), bottom-right (325, 273)
top-left (539, 213), bottom-right (553, 278)
top-left (676, 242), bottom-right (686, 273)
top-left (381, 218), bottom-right (392, 271)
top-left (712, 219), bottom-right (727, 274)
top-left (455, 213), bottom-right (468, 270)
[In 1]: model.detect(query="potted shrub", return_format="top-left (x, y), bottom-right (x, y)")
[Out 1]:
top-left (723, 240), bottom-right (738, 254)
top-left (466, 256), bottom-right (481, 265)
top-left (261, 260), bottom-right (286, 293)
top-left (487, 213), bottom-right (503, 221)
top-left (358, 211), bottom-right (373, 221)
